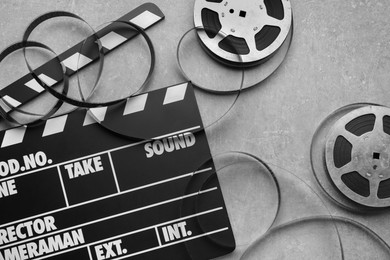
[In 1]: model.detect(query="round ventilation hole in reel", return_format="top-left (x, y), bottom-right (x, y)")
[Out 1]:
top-left (325, 105), bottom-right (390, 208)
top-left (193, 0), bottom-right (292, 67)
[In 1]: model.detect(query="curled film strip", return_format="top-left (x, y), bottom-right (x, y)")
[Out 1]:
top-left (240, 162), bottom-right (390, 259)
top-left (241, 216), bottom-right (390, 260)
top-left (0, 12), bottom-right (108, 126)
top-left (0, 3), bottom-right (164, 128)
top-left (177, 0), bottom-right (293, 92)
top-left (181, 152), bottom-right (280, 252)
top-left (22, 15), bottom-right (157, 140)
top-left (76, 21), bottom-right (154, 102)
top-left (20, 11), bottom-right (156, 143)
top-left (22, 11), bottom-right (105, 109)
top-left (24, 19), bottom-right (154, 110)
top-left (0, 9), bottom-right (233, 140)
top-left (175, 0), bottom-right (294, 133)
top-left (181, 152), bottom-right (354, 259)
top-left (3, 14), bottom-right (148, 132)
top-left (0, 41), bottom-right (70, 126)
top-left (177, 27), bottom-right (245, 130)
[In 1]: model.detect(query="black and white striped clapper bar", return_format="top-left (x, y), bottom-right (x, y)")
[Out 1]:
top-left (0, 3), bottom-right (165, 112)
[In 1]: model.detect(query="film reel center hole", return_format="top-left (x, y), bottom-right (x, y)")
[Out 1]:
top-left (373, 152), bottom-right (380, 160)
top-left (228, 9), bottom-right (246, 18)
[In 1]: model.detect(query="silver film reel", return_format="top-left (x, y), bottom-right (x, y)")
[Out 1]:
top-left (325, 105), bottom-right (390, 208)
top-left (194, 0), bottom-right (292, 67)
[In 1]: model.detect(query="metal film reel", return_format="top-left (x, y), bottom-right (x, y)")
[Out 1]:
top-left (325, 105), bottom-right (390, 207)
top-left (193, 0), bottom-right (292, 67)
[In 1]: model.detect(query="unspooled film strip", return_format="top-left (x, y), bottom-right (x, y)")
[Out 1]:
top-left (0, 2), bottom-right (164, 112)
top-left (0, 82), bottom-right (235, 260)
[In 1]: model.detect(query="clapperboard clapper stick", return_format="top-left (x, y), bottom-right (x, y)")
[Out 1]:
top-left (0, 82), bottom-right (235, 259)
top-left (0, 3), bottom-right (164, 111)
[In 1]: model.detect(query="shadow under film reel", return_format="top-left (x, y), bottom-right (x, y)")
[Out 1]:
top-left (311, 104), bottom-right (390, 209)
top-left (194, 0), bottom-right (292, 68)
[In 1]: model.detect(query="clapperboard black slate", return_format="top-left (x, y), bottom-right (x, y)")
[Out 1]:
top-left (0, 82), bottom-right (235, 260)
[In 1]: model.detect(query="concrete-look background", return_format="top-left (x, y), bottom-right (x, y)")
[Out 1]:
top-left (1, 0), bottom-right (390, 259)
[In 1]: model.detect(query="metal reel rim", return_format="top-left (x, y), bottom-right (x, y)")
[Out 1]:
top-left (325, 105), bottom-right (390, 208)
top-left (193, 0), bottom-right (293, 65)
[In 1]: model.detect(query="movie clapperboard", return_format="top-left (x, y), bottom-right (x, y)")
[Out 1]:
top-left (0, 82), bottom-right (236, 260)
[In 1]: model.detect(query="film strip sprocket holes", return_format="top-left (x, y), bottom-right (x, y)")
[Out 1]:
top-left (0, 3), bottom-right (164, 112)
top-left (0, 83), bottom-right (235, 260)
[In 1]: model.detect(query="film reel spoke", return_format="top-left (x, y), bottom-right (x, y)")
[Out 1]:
top-left (245, 35), bottom-right (258, 56)
top-left (262, 15), bottom-right (284, 29)
top-left (369, 178), bottom-right (381, 201)
top-left (217, 22), bottom-right (231, 40)
top-left (336, 161), bottom-right (357, 176)
top-left (201, 1), bottom-right (221, 12)
top-left (339, 128), bottom-right (361, 145)
top-left (372, 111), bottom-right (385, 136)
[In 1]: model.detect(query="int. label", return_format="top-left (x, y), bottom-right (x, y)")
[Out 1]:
top-left (161, 221), bottom-right (192, 243)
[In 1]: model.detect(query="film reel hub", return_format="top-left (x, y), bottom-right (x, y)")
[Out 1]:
top-left (194, 0), bottom-right (292, 66)
top-left (325, 106), bottom-right (390, 207)
top-left (215, 1), bottom-right (267, 37)
top-left (351, 130), bottom-right (390, 176)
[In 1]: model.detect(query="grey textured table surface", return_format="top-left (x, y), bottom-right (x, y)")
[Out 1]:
top-left (1, 0), bottom-right (390, 259)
